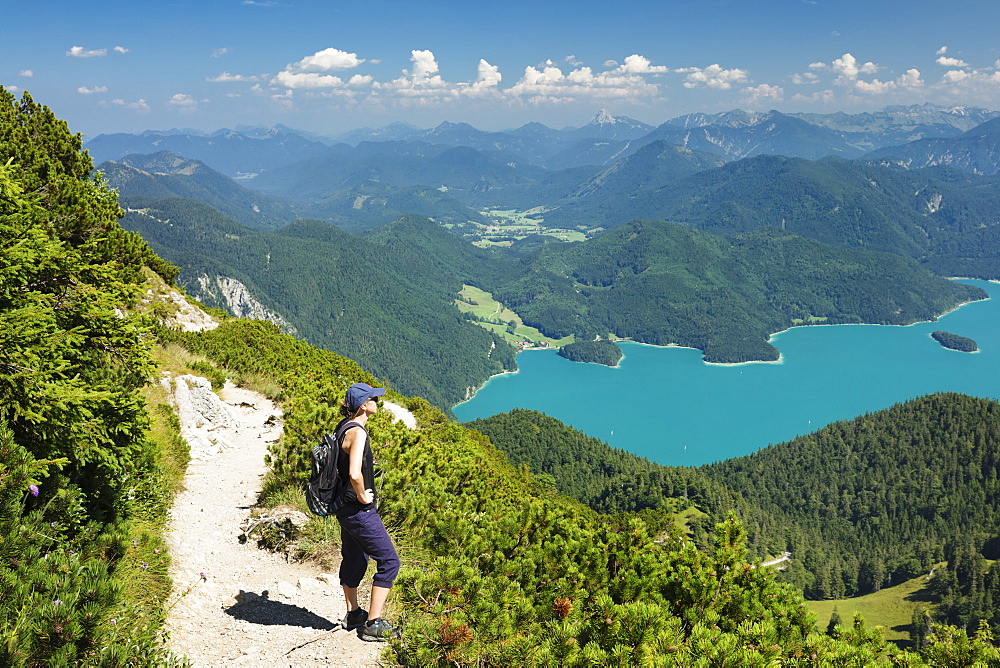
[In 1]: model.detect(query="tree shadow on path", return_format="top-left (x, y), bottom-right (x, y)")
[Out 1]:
top-left (224, 591), bottom-right (338, 630)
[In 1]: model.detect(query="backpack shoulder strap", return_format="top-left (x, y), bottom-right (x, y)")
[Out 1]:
top-left (334, 419), bottom-right (364, 446)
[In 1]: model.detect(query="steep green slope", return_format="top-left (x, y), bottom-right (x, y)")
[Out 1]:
top-left (492, 220), bottom-right (984, 362)
top-left (1, 90), bottom-right (184, 665)
top-left (120, 199), bottom-right (515, 410)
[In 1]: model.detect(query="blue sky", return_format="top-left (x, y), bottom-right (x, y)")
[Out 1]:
top-left (4, 0), bottom-right (1000, 139)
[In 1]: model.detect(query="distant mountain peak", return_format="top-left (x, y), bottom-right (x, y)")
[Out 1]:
top-left (592, 109), bottom-right (618, 126)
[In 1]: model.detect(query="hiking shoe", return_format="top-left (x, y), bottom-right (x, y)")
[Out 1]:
top-left (360, 617), bottom-right (398, 642)
top-left (343, 608), bottom-right (368, 631)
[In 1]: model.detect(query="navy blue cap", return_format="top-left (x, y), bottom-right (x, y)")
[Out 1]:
top-left (345, 383), bottom-right (386, 411)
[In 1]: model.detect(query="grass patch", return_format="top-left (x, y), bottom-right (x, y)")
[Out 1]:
top-left (805, 571), bottom-right (938, 644)
top-left (456, 285), bottom-right (574, 347)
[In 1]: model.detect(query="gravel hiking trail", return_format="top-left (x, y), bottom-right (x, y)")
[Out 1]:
top-left (161, 373), bottom-right (383, 667)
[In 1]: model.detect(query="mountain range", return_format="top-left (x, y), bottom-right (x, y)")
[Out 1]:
top-left (93, 102), bottom-right (1000, 410)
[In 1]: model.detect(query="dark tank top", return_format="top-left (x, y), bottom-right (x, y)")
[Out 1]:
top-left (334, 419), bottom-right (376, 515)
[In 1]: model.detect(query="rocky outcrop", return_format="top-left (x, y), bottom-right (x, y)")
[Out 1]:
top-left (194, 274), bottom-right (297, 334)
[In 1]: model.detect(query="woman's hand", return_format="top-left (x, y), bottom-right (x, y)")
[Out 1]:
top-left (358, 488), bottom-right (374, 505)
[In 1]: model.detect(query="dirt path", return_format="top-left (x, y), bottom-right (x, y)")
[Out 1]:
top-left (161, 374), bottom-right (383, 666)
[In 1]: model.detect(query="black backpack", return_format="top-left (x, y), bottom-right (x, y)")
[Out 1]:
top-left (305, 420), bottom-right (357, 516)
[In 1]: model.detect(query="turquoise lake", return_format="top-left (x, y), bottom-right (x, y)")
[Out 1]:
top-left (453, 279), bottom-right (1000, 467)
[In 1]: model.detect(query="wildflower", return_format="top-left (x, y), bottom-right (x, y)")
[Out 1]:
top-left (110, 619), bottom-right (117, 625)
top-left (153, 549), bottom-right (160, 554)
top-left (132, 539), bottom-right (138, 547)
top-left (141, 562), bottom-right (148, 570)
top-left (200, 572), bottom-right (206, 580)
top-left (53, 600), bottom-right (63, 606)
top-left (28, 484), bottom-right (39, 497)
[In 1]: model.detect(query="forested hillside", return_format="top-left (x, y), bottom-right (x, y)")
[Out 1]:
top-left (492, 220), bottom-right (983, 363)
top-left (5, 88), bottom-right (1000, 664)
top-left (704, 393), bottom-right (1000, 604)
top-left (120, 198), bottom-right (516, 410)
top-left (544, 154), bottom-right (1000, 278)
top-left (468, 396), bottom-right (1000, 635)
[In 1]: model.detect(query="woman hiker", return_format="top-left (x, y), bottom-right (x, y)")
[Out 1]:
top-left (335, 382), bottom-right (400, 641)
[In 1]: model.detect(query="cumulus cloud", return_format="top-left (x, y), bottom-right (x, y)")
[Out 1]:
top-left (5, 85), bottom-right (19, 93)
top-left (67, 46), bottom-right (107, 58)
top-left (565, 55), bottom-right (583, 67)
top-left (271, 47), bottom-right (366, 89)
top-left (167, 93), bottom-right (203, 112)
top-left (77, 85), bottom-right (108, 94)
top-left (830, 53), bottom-right (878, 83)
top-left (296, 47), bottom-right (364, 72)
top-left (937, 46), bottom-right (948, 55)
top-left (614, 54), bottom-right (669, 74)
top-left (114, 46), bottom-right (129, 54)
top-left (212, 47), bottom-right (230, 58)
top-left (207, 72), bottom-right (260, 82)
top-left (18, 69), bottom-right (33, 77)
top-left (742, 83), bottom-right (783, 105)
top-left (942, 69), bottom-right (970, 83)
top-left (936, 56), bottom-right (969, 68)
top-left (852, 68), bottom-right (923, 94)
top-left (792, 72), bottom-right (819, 85)
top-left (677, 64), bottom-right (748, 89)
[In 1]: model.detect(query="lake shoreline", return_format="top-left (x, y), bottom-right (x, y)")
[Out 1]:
top-left (457, 281), bottom-right (990, 409)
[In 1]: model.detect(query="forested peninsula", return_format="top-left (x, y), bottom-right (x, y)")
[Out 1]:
top-left (5, 89), bottom-right (1000, 664)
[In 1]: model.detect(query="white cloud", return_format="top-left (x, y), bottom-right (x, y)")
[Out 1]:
top-left (167, 93), bottom-right (203, 113)
top-left (506, 59), bottom-right (661, 103)
top-left (565, 55), bottom-right (583, 67)
top-left (936, 56), bottom-right (969, 68)
top-left (897, 68), bottom-right (923, 87)
top-left (614, 54), bottom-right (669, 74)
top-left (936, 46), bottom-right (948, 55)
top-left (603, 59), bottom-right (618, 68)
top-left (409, 50), bottom-right (440, 80)
top-left (271, 47), bottom-right (365, 89)
top-left (295, 47), bottom-right (364, 72)
top-left (212, 47), bottom-right (231, 58)
top-left (853, 68), bottom-right (923, 94)
top-left (102, 98), bottom-right (150, 112)
top-left (207, 72), bottom-right (260, 82)
top-left (677, 64), bottom-right (748, 89)
top-left (114, 46), bottom-right (129, 54)
top-left (830, 53), bottom-right (878, 83)
top-left (67, 45), bottom-right (107, 58)
top-left (791, 72), bottom-right (819, 85)
top-left (5, 85), bottom-right (18, 93)
top-left (18, 69), bottom-right (33, 77)
top-left (742, 83), bottom-right (783, 106)
top-left (808, 62), bottom-right (827, 69)
top-left (77, 85), bottom-right (108, 94)
top-left (272, 71), bottom-right (344, 88)
top-left (791, 89), bottom-right (835, 104)
top-left (942, 69), bottom-right (970, 83)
